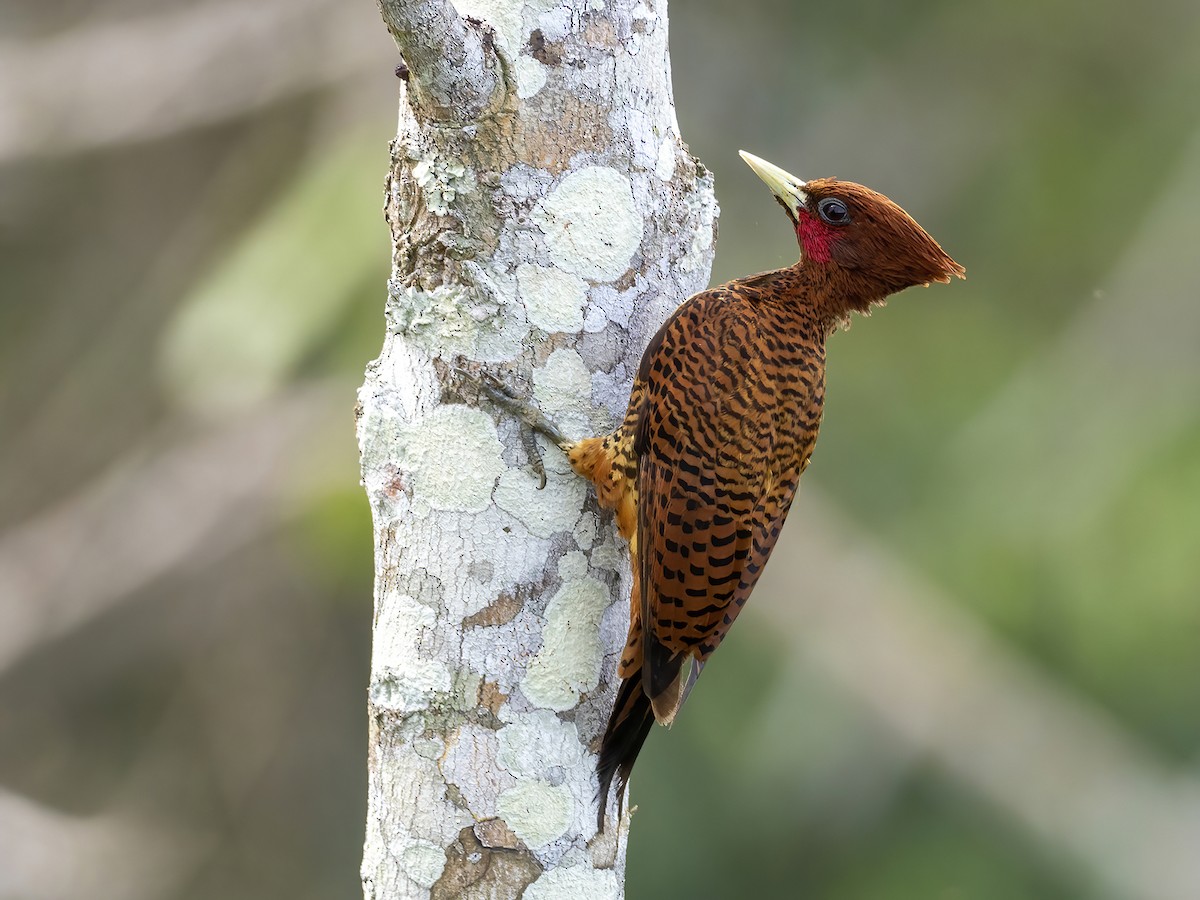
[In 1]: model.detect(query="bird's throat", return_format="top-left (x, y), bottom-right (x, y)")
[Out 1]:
top-left (796, 212), bottom-right (838, 265)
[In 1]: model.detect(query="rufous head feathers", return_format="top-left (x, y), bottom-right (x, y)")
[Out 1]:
top-left (740, 151), bottom-right (964, 318)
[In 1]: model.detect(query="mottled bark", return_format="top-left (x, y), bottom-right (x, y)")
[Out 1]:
top-left (356, 1), bottom-right (716, 898)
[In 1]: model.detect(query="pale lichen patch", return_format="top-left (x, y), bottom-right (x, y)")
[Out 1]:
top-left (590, 365), bottom-right (634, 424)
top-left (533, 167), bottom-right (643, 281)
top-left (371, 592), bottom-right (453, 713)
top-left (655, 136), bottom-right (677, 180)
top-left (496, 780), bottom-right (574, 848)
top-left (449, 0), bottom-right (523, 56)
top-left (401, 840), bottom-right (448, 889)
top-left (476, 317), bottom-right (529, 362)
top-left (388, 266), bottom-right (526, 362)
top-left (536, 6), bottom-right (572, 40)
top-left (370, 670), bottom-right (440, 716)
top-left (399, 406), bottom-right (505, 513)
top-left (447, 0), bottom-right (566, 57)
top-left (533, 348), bottom-right (593, 436)
top-left (391, 505), bottom-right (552, 621)
top-left (460, 263), bottom-right (529, 362)
top-left (514, 56), bottom-right (548, 98)
top-left (497, 710), bottom-right (585, 778)
top-left (523, 863), bottom-right (622, 900)
top-left (581, 303), bottom-right (608, 333)
top-left (588, 535), bottom-right (626, 572)
top-left (521, 577), bottom-right (609, 710)
top-left (389, 282), bottom-right (480, 356)
top-left (378, 748), bottom-right (470, 858)
top-left (362, 337), bottom-right (439, 427)
top-left (582, 283), bottom-right (636, 335)
top-left (413, 736), bottom-right (446, 761)
top-left (681, 179), bottom-right (720, 272)
top-left (573, 511), bottom-right (597, 549)
top-left (442, 725), bottom-right (508, 815)
top-left (517, 263), bottom-right (587, 333)
top-left (616, 107), bottom-right (657, 171)
top-left (494, 463), bottom-right (588, 539)
top-left (557, 550), bottom-right (589, 582)
top-left (412, 153), bottom-right (473, 217)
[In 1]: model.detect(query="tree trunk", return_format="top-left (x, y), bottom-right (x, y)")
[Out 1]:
top-left (356, 2), bottom-right (716, 897)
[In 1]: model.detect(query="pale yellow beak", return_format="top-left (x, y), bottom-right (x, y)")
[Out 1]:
top-left (739, 150), bottom-right (808, 220)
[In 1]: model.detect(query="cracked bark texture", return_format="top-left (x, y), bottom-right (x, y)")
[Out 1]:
top-left (357, 1), bottom-right (717, 897)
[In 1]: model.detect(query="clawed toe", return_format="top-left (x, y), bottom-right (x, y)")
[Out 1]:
top-left (479, 370), bottom-right (522, 404)
top-left (453, 363), bottom-right (573, 484)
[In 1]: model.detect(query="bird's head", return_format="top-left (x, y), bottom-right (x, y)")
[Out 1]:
top-left (740, 150), bottom-right (964, 318)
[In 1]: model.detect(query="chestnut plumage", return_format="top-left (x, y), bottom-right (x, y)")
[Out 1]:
top-left (512, 152), bottom-right (963, 830)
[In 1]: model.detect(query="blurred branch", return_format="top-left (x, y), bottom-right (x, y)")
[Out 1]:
top-left (0, 0), bottom-right (388, 162)
top-left (376, 0), bottom-right (502, 121)
top-left (766, 491), bottom-right (1200, 900)
top-left (0, 786), bottom-right (204, 900)
top-left (0, 383), bottom-right (346, 681)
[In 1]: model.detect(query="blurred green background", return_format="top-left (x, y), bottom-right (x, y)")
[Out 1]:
top-left (3, 1), bottom-right (1199, 898)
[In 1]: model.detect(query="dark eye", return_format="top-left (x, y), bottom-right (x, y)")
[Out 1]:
top-left (817, 197), bottom-right (851, 226)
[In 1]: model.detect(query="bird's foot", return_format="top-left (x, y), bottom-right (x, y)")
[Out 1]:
top-left (453, 363), bottom-right (572, 489)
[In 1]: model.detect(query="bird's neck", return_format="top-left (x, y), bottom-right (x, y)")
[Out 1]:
top-left (741, 264), bottom-right (879, 336)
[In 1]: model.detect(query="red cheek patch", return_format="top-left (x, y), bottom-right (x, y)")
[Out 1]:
top-left (796, 212), bottom-right (837, 264)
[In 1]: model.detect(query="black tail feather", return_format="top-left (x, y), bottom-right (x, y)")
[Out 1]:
top-left (596, 668), bottom-right (657, 832)
top-left (644, 628), bottom-right (683, 699)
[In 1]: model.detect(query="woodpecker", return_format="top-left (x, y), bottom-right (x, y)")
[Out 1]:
top-left (486, 151), bottom-right (962, 830)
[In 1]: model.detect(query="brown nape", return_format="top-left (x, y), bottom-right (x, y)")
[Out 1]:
top-left (797, 178), bottom-right (964, 325)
